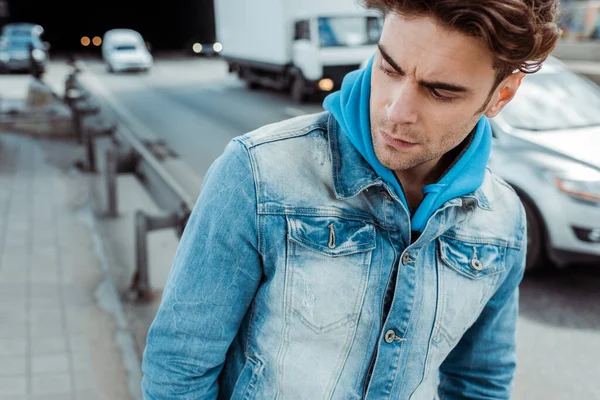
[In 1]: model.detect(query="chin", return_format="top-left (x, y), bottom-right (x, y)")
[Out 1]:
top-left (374, 146), bottom-right (401, 170)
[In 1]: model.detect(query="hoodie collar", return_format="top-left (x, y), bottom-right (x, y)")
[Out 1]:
top-left (327, 113), bottom-right (491, 211)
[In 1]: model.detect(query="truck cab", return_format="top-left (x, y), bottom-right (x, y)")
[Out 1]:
top-left (289, 13), bottom-right (383, 101)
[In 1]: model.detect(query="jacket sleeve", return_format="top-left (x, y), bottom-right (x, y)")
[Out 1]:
top-left (438, 209), bottom-right (527, 400)
top-left (141, 139), bottom-right (262, 399)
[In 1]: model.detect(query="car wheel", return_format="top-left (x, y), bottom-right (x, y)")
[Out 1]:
top-left (520, 196), bottom-right (546, 272)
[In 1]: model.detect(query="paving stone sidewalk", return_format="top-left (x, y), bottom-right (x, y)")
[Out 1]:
top-left (0, 133), bottom-right (141, 400)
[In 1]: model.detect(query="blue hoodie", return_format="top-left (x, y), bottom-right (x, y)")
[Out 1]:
top-left (323, 55), bottom-right (492, 232)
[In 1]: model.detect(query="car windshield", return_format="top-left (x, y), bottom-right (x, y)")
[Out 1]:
top-left (500, 69), bottom-right (600, 131)
top-left (318, 16), bottom-right (382, 47)
top-left (3, 24), bottom-right (42, 36)
top-left (4, 36), bottom-right (33, 49)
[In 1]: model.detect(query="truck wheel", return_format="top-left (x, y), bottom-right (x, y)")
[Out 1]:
top-left (240, 68), bottom-right (259, 90)
top-left (291, 76), bottom-right (307, 104)
top-left (245, 79), bottom-right (259, 90)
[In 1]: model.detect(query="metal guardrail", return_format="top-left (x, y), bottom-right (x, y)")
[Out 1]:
top-left (63, 64), bottom-right (193, 303)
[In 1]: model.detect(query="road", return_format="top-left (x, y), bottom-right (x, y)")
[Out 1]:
top-left (76, 55), bottom-right (323, 177)
top-left (50, 54), bottom-right (600, 399)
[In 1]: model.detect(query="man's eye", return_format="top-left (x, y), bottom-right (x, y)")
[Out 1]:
top-left (377, 59), bottom-right (396, 76)
top-left (377, 64), bottom-right (393, 75)
top-left (430, 88), bottom-right (454, 101)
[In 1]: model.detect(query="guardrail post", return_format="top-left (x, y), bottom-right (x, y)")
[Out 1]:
top-left (128, 208), bottom-right (190, 303)
top-left (130, 210), bottom-right (152, 302)
top-left (104, 146), bottom-right (139, 219)
top-left (85, 130), bottom-right (97, 173)
top-left (105, 147), bottom-right (119, 218)
top-left (64, 88), bottom-right (85, 144)
top-left (103, 146), bottom-right (140, 219)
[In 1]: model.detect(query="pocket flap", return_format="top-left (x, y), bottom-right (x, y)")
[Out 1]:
top-left (287, 215), bottom-right (376, 257)
top-left (438, 236), bottom-right (506, 279)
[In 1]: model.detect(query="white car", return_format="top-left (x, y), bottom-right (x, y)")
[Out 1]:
top-left (359, 55), bottom-right (600, 271)
top-left (102, 29), bottom-right (153, 73)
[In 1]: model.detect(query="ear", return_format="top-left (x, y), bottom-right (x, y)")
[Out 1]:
top-left (484, 72), bottom-right (526, 118)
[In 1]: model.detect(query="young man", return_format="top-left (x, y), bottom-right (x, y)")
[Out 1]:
top-left (142, 0), bottom-right (561, 398)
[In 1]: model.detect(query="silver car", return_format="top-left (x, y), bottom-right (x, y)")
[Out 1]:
top-left (0, 32), bottom-right (49, 73)
top-left (489, 56), bottom-right (600, 271)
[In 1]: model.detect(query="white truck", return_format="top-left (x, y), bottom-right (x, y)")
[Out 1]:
top-left (214, 0), bottom-right (382, 102)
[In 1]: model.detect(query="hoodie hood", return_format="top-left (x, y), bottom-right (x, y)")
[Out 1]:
top-left (323, 54), bottom-right (492, 232)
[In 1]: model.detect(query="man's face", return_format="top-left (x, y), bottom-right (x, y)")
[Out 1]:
top-left (370, 13), bottom-right (515, 173)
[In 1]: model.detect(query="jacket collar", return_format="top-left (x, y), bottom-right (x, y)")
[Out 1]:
top-left (327, 113), bottom-right (491, 211)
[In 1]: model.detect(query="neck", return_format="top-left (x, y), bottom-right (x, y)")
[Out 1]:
top-left (394, 155), bottom-right (448, 211)
top-left (394, 132), bottom-right (472, 211)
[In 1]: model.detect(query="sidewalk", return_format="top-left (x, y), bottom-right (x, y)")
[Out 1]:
top-left (0, 132), bottom-right (142, 400)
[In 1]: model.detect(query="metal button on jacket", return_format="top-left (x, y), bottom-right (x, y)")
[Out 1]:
top-left (402, 253), bottom-right (413, 265)
top-left (471, 259), bottom-right (484, 270)
top-left (384, 329), bottom-right (397, 344)
top-left (380, 190), bottom-right (392, 201)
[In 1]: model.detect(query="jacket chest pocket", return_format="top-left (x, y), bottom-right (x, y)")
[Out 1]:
top-left (285, 215), bottom-right (376, 333)
top-left (433, 235), bottom-right (506, 348)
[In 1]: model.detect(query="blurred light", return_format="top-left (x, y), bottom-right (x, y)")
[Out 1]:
top-left (81, 36), bottom-right (90, 47)
top-left (92, 36), bottom-right (102, 46)
top-left (192, 43), bottom-right (203, 53)
top-left (33, 25), bottom-right (44, 36)
top-left (318, 78), bottom-right (334, 92)
top-left (213, 42), bottom-right (223, 52)
top-left (31, 48), bottom-right (45, 61)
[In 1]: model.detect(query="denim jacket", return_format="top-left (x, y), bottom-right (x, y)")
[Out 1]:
top-left (141, 111), bottom-right (527, 400)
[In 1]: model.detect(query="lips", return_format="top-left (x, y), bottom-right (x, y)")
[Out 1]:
top-left (381, 130), bottom-right (418, 149)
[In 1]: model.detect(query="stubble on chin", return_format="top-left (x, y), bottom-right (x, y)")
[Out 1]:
top-left (372, 128), bottom-right (411, 171)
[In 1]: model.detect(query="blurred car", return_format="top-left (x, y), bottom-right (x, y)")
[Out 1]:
top-left (0, 32), bottom-right (49, 73)
top-left (186, 40), bottom-right (222, 57)
top-left (101, 29), bottom-right (153, 73)
top-left (358, 55), bottom-right (600, 271)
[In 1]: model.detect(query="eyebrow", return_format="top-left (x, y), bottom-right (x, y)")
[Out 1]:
top-left (377, 43), bottom-right (471, 94)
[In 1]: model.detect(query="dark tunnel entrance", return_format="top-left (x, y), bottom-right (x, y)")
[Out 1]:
top-left (3, 0), bottom-right (216, 54)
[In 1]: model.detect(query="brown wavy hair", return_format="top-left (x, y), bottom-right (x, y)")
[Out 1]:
top-left (361, 0), bottom-right (562, 85)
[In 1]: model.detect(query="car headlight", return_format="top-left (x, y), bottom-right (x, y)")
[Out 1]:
top-left (553, 174), bottom-right (600, 203)
top-left (31, 49), bottom-right (45, 61)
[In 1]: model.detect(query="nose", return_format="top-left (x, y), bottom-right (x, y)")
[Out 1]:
top-left (386, 81), bottom-right (419, 125)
